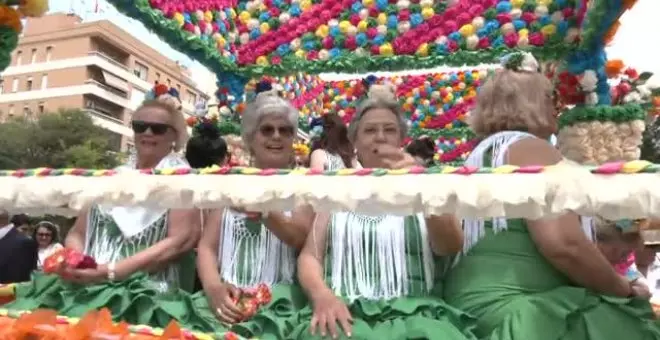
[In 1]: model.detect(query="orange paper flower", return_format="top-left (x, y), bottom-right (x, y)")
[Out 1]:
top-left (605, 60), bottom-right (625, 78)
top-left (10, 309), bottom-right (64, 339)
top-left (0, 6), bottom-right (23, 33)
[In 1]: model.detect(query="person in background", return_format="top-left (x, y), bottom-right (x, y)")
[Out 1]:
top-left (186, 121), bottom-right (228, 168)
top-left (309, 113), bottom-right (357, 170)
top-left (0, 210), bottom-right (38, 283)
top-left (32, 221), bottom-right (64, 271)
top-left (405, 137), bottom-right (436, 167)
top-left (11, 214), bottom-right (32, 236)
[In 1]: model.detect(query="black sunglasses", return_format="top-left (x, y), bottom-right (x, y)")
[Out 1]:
top-left (131, 120), bottom-right (172, 135)
top-left (259, 124), bottom-right (294, 138)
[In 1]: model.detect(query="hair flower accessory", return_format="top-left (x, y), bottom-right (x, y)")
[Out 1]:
top-left (144, 82), bottom-right (182, 110)
top-left (500, 52), bottom-right (540, 73)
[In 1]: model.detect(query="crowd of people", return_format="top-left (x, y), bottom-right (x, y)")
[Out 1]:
top-left (1, 53), bottom-right (660, 339)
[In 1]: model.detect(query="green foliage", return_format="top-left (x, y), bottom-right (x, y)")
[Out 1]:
top-left (642, 117), bottom-right (660, 163)
top-left (0, 109), bottom-right (121, 169)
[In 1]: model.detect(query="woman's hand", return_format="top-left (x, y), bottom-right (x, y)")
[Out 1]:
top-left (310, 290), bottom-right (352, 339)
top-left (231, 207), bottom-right (262, 220)
top-left (60, 264), bottom-right (108, 285)
top-left (631, 280), bottom-right (652, 298)
top-left (375, 145), bottom-right (420, 169)
top-left (206, 281), bottom-right (244, 324)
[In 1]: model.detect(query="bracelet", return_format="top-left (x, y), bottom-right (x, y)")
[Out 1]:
top-left (107, 262), bottom-right (116, 281)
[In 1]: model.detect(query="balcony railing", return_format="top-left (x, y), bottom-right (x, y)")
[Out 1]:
top-left (84, 79), bottom-right (129, 99)
top-left (84, 108), bottom-right (124, 125)
top-left (87, 51), bottom-right (129, 72)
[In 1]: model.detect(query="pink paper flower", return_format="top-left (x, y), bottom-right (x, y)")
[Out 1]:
top-left (529, 32), bottom-right (544, 46)
top-left (504, 33), bottom-right (518, 47)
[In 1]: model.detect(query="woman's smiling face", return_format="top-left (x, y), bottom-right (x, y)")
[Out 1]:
top-left (250, 114), bottom-right (295, 168)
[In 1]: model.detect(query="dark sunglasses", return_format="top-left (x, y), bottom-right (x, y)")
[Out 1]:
top-left (259, 124), bottom-right (294, 138)
top-left (131, 120), bottom-right (172, 135)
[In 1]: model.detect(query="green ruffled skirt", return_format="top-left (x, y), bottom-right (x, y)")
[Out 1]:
top-left (288, 295), bottom-right (477, 340)
top-left (191, 283), bottom-right (308, 339)
top-left (5, 272), bottom-right (212, 331)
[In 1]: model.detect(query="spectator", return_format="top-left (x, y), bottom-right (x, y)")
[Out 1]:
top-left (33, 221), bottom-right (64, 271)
top-left (0, 210), bottom-right (38, 283)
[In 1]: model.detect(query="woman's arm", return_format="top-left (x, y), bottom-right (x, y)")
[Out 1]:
top-left (113, 209), bottom-right (201, 280)
top-left (298, 213), bottom-right (333, 300)
top-left (264, 205), bottom-right (315, 250)
top-left (197, 209), bottom-right (224, 290)
top-left (425, 214), bottom-right (464, 255)
top-left (509, 138), bottom-right (631, 297)
top-left (64, 210), bottom-right (88, 252)
top-left (309, 149), bottom-right (327, 170)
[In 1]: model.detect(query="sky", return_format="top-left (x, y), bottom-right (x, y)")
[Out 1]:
top-left (49, 0), bottom-right (659, 87)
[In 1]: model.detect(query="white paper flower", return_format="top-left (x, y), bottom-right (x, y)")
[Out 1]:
top-left (586, 92), bottom-right (599, 105)
top-left (580, 70), bottom-right (598, 92)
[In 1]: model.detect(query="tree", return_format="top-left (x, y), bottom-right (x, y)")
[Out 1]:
top-left (0, 109), bottom-right (120, 169)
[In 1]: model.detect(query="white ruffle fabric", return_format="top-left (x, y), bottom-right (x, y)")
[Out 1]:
top-left (1, 161), bottom-right (659, 219)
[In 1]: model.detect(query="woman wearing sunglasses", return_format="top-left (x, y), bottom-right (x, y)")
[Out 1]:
top-left (193, 87), bottom-right (314, 338)
top-left (6, 88), bottom-right (206, 330)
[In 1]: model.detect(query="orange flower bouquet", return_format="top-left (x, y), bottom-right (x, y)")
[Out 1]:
top-left (43, 248), bottom-right (98, 274)
top-left (231, 283), bottom-right (272, 321)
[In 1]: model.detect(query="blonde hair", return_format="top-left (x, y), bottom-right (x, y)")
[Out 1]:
top-left (348, 84), bottom-right (407, 143)
top-left (136, 100), bottom-right (189, 151)
top-left (557, 120), bottom-right (644, 165)
top-left (469, 70), bottom-right (556, 137)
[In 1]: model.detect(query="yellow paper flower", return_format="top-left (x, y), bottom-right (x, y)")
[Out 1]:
top-left (18, 0), bottom-right (49, 17)
top-left (416, 43), bottom-right (429, 56)
top-left (421, 7), bottom-right (434, 20)
top-left (379, 43), bottom-right (394, 56)
top-left (459, 24), bottom-right (475, 37)
top-left (255, 56), bottom-right (269, 65)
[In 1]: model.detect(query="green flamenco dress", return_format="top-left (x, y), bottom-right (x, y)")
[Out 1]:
top-left (289, 213), bottom-right (476, 340)
top-left (6, 205), bottom-right (211, 330)
top-left (443, 130), bottom-right (660, 340)
top-left (190, 209), bottom-right (307, 339)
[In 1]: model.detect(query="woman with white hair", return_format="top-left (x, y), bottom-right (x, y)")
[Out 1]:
top-left (6, 87), bottom-right (205, 329)
top-left (193, 88), bottom-right (314, 338)
top-left (443, 53), bottom-right (660, 339)
top-left (288, 85), bottom-right (474, 340)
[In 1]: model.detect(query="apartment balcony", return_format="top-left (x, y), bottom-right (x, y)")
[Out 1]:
top-left (84, 108), bottom-right (132, 138)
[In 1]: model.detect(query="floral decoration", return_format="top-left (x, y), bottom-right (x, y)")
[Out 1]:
top-left (0, 308), bottom-right (248, 340)
top-left (604, 60), bottom-right (659, 115)
top-left (109, 0), bottom-right (581, 83)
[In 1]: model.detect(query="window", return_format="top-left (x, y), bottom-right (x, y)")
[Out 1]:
top-left (133, 61), bottom-right (148, 80)
top-left (8, 105), bottom-right (14, 116)
top-left (26, 76), bottom-right (33, 91)
top-left (31, 48), bottom-right (37, 64)
top-left (186, 90), bottom-right (196, 105)
top-left (15, 50), bottom-right (22, 66)
top-left (45, 46), bottom-right (52, 62)
top-left (11, 78), bottom-right (18, 92)
top-left (41, 74), bottom-right (48, 89)
top-left (38, 102), bottom-right (45, 114)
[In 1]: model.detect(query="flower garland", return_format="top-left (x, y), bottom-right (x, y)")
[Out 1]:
top-left (107, 0), bottom-right (580, 81)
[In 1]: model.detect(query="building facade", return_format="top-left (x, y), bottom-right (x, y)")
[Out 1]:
top-left (0, 13), bottom-right (209, 151)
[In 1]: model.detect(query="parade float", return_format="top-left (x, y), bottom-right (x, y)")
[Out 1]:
top-left (2, 0), bottom-right (660, 338)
